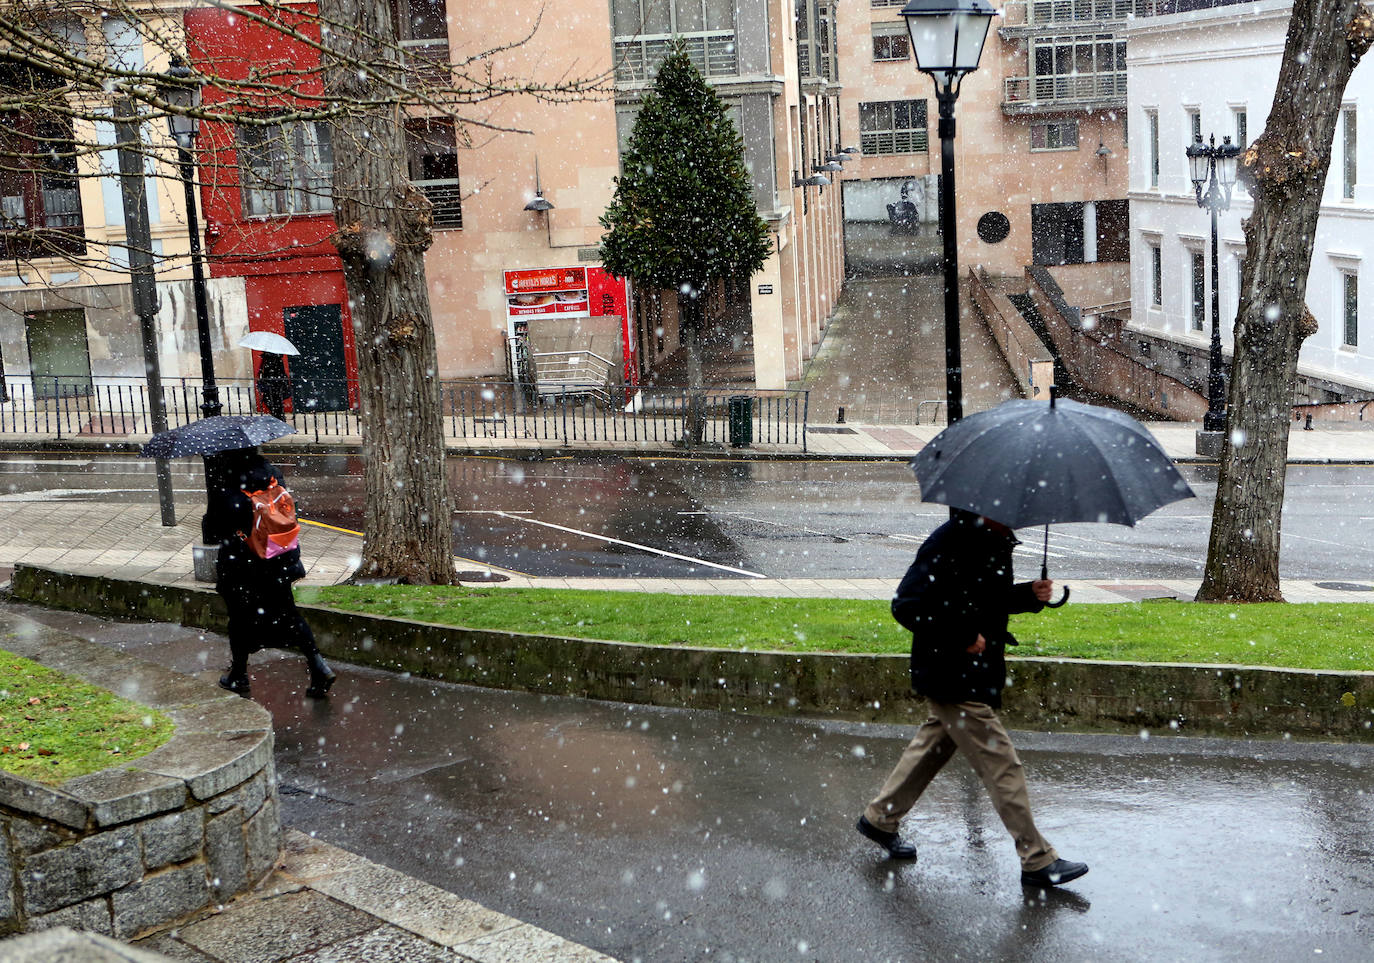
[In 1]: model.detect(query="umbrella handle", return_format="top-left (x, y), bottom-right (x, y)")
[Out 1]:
top-left (1045, 586), bottom-right (1070, 608)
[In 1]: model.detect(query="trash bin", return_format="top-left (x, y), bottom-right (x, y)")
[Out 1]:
top-left (728, 395), bottom-right (753, 448)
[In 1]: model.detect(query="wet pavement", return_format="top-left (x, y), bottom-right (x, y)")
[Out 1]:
top-left (11, 599), bottom-right (1374, 963)
top-left (801, 226), bottom-right (1021, 426)
top-left (12, 453), bottom-right (1374, 583)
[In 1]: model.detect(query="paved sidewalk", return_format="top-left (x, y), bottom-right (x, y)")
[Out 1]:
top-left (1, 497), bottom-right (1370, 604)
top-left (131, 830), bottom-right (612, 962)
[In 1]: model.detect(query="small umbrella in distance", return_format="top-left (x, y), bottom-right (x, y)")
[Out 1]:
top-left (910, 390), bottom-right (1195, 606)
top-left (238, 330), bottom-right (300, 356)
top-left (141, 415), bottom-right (295, 459)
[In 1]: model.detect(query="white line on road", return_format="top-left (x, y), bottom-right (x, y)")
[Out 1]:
top-left (484, 510), bottom-right (766, 578)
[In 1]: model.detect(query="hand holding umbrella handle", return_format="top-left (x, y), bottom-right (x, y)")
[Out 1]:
top-left (1040, 532), bottom-right (1070, 607)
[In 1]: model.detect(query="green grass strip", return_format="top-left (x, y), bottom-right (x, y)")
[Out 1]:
top-left (0, 649), bottom-right (175, 786)
top-left (300, 586), bottom-right (1374, 673)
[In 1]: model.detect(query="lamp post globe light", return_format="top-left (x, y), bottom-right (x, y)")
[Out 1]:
top-left (1186, 133), bottom-right (1242, 434)
top-left (901, 0), bottom-right (997, 425)
top-left (160, 58), bottom-right (221, 419)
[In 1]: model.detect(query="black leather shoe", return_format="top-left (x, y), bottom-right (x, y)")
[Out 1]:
top-left (1021, 858), bottom-right (1089, 887)
top-left (856, 815), bottom-right (917, 859)
top-left (218, 673), bottom-right (251, 698)
top-left (305, 653), bottom-right (337, 699)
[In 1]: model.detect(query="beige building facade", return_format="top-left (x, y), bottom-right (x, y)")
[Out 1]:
top-left (837, 0), bottom-right (1132, 279)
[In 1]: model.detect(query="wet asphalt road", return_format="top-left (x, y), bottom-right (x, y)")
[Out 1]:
top-left (8, 452), bottom-right (1374, 583)
top-left (12, 603), bottom-right (1374, 963)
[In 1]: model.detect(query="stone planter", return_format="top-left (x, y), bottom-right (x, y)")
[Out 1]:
top-left (0, 614), bottom-right (279, 939)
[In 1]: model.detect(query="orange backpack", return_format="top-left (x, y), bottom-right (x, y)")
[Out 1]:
top-left (242, 478), bottom-right (301, 560)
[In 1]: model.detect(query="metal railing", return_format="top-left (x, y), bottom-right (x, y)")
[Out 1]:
top-left (0, 376), bottom-right (810, 451)
top-left (613, 31), bottom-right (738, 84)
top-left (1003, 71), bottom-right (1127, 109)
top-left (532, 350), bottom-right (614, 406)
top-left (1001, 0), bottom-right (1142, 27)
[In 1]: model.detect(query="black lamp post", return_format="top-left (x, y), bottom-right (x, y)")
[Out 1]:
top-left (1186, 133), bottom-right (1242, 433)
top-left (901, 0), bottom-right (996, 425)
top-left (160, 58), bottom-right (221, 419)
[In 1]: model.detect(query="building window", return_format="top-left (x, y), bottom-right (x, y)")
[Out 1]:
top-left (1343, 106), bottom-right (1357, 200)
top-left (862, 98), bottom-right (928, 153)
top-left (1187, 109), bottom-right (1202, 145)
top-left (405, 118), bottom-right (461, 229)
top-left (1344, 272), bottom-right (1359, 347)
top-left (1191, 251), bottom-right (1206, 332)
top-left (1030, 120), bottom-right (1078, 151)
top-left (612, 0), bottom-right (738, 82)
top-left (238, 120), bottom-right (334, 217)
top-left (1028, 35), bottom-right (1125, 103)
top-left (871, 23), bottom-right (909, 62)
top-left (1147, 110), bottom-right (1159, 188)
top-left (1150, 244), bottom-right (1162, 306)
top-left (0, 113), bottom-right (84, 257)
top-left (1233, 107), bottom-right (1247, 148)
top-left (859, 100), bottom-right (928, 155)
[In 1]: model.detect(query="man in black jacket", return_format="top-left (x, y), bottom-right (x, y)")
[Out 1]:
top-left (856, 511), bottom-right (1088, 888)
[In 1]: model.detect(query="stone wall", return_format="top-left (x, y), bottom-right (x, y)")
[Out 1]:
top-left (11, 564), bottom-right (1374, 744)
top-left (0, 613), bottom-right (279, 938)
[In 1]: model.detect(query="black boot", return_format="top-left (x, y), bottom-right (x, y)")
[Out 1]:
top-left (219, 667), bottom-right (252, 698)
top-left (305, 651), bottom-right (336, 699)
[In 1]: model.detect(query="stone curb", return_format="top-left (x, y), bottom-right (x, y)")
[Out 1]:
top-left (10, 563), bottom-right (1374, 744)
top-left (0, 609), bottom-right (279, 938)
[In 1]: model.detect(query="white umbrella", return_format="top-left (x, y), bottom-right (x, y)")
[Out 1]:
top-left (238, 330), bottom-right (300, 356)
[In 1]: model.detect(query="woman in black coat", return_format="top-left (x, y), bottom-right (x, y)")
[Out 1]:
top-left (203, 447), bottom-right (335, 699)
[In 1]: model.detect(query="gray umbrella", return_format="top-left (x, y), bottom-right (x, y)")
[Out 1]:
top-left (911, 393), bottom-right (1195, 604)
top-left (140, 415), bottom-right (295, 458)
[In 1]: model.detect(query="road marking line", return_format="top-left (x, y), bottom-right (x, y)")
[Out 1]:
top-left (299, 518), bottom-right (531, 577)
top-left (486, 510), bottom-right (765, 578)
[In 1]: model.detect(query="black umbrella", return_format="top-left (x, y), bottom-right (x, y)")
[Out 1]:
top-left (140, 415), bottom-right (295, 458)
top-left (911, 393), bottom-right (1195, 605)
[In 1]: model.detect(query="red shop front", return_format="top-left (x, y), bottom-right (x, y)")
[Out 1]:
top-left (503, 266), bottom-right (638, 389)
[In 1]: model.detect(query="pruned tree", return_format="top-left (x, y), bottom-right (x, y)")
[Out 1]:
top-left (1198, 0), bottom-right (1374, 602)
top-left (0, 0), bottom-right (606, 584)
top-left (598, 42), bottom-right (769, 440)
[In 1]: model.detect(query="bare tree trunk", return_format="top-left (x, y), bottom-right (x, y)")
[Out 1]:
top-left (1198, 0), bottom-right (1373, 601)
top-left (318, 0), bottom-right (455, 584)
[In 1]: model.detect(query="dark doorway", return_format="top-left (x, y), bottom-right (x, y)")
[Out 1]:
top-left (25, 308), bottom-right (91, 399)
top-left (1095, 199), bottom-right (1130, 261)
top-left (283, 304), bottom-right (349, 411)
top-left (1031, 201), bottom-right (1085, 265)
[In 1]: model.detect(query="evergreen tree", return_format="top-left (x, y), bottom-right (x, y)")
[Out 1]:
top-left (600, 42), bottom-right (770, 435)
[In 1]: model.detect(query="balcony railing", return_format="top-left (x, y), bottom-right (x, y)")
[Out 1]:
top-left (1003, 71), bottom-right (1127, 110)
top-left (1002, 0), bottom-right (1143, 27)
top-left (614, 31), bottom-right (738, 84)
top-left (415, 178), bottom-right (462, 230)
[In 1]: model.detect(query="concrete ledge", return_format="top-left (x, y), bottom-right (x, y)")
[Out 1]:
top-left (10, 563), bottom-right (1374, 743)
top-left (0, 604), bottom-right (279, 938)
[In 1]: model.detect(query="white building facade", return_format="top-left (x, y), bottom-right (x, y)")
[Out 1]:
top-left (1126, 0), bottom-right (1374, 401)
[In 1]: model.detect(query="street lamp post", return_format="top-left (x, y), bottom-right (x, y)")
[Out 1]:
top-left (901, 0), bottom-right (997, 425)
top-left (160, 58), bottom-right (221, 419)
top-left (1186, 133), bottom-right (1242, 434)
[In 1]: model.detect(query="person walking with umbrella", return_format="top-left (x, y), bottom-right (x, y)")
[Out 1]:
top-left (202, 446), bottom-right (336, 699)
top-left (855, 510), bottom-right (1087, 887)
top-left (856, 392), bottom-right (1194, 887)
top-left (256, 352), bottom-right (291, 421)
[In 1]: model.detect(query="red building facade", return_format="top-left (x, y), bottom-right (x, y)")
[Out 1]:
top-left (184, 5), bottom-right (357, 412)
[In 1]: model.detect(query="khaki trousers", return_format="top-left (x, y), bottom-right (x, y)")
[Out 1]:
top-left (864, 700), bottom-right (1057, 872)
